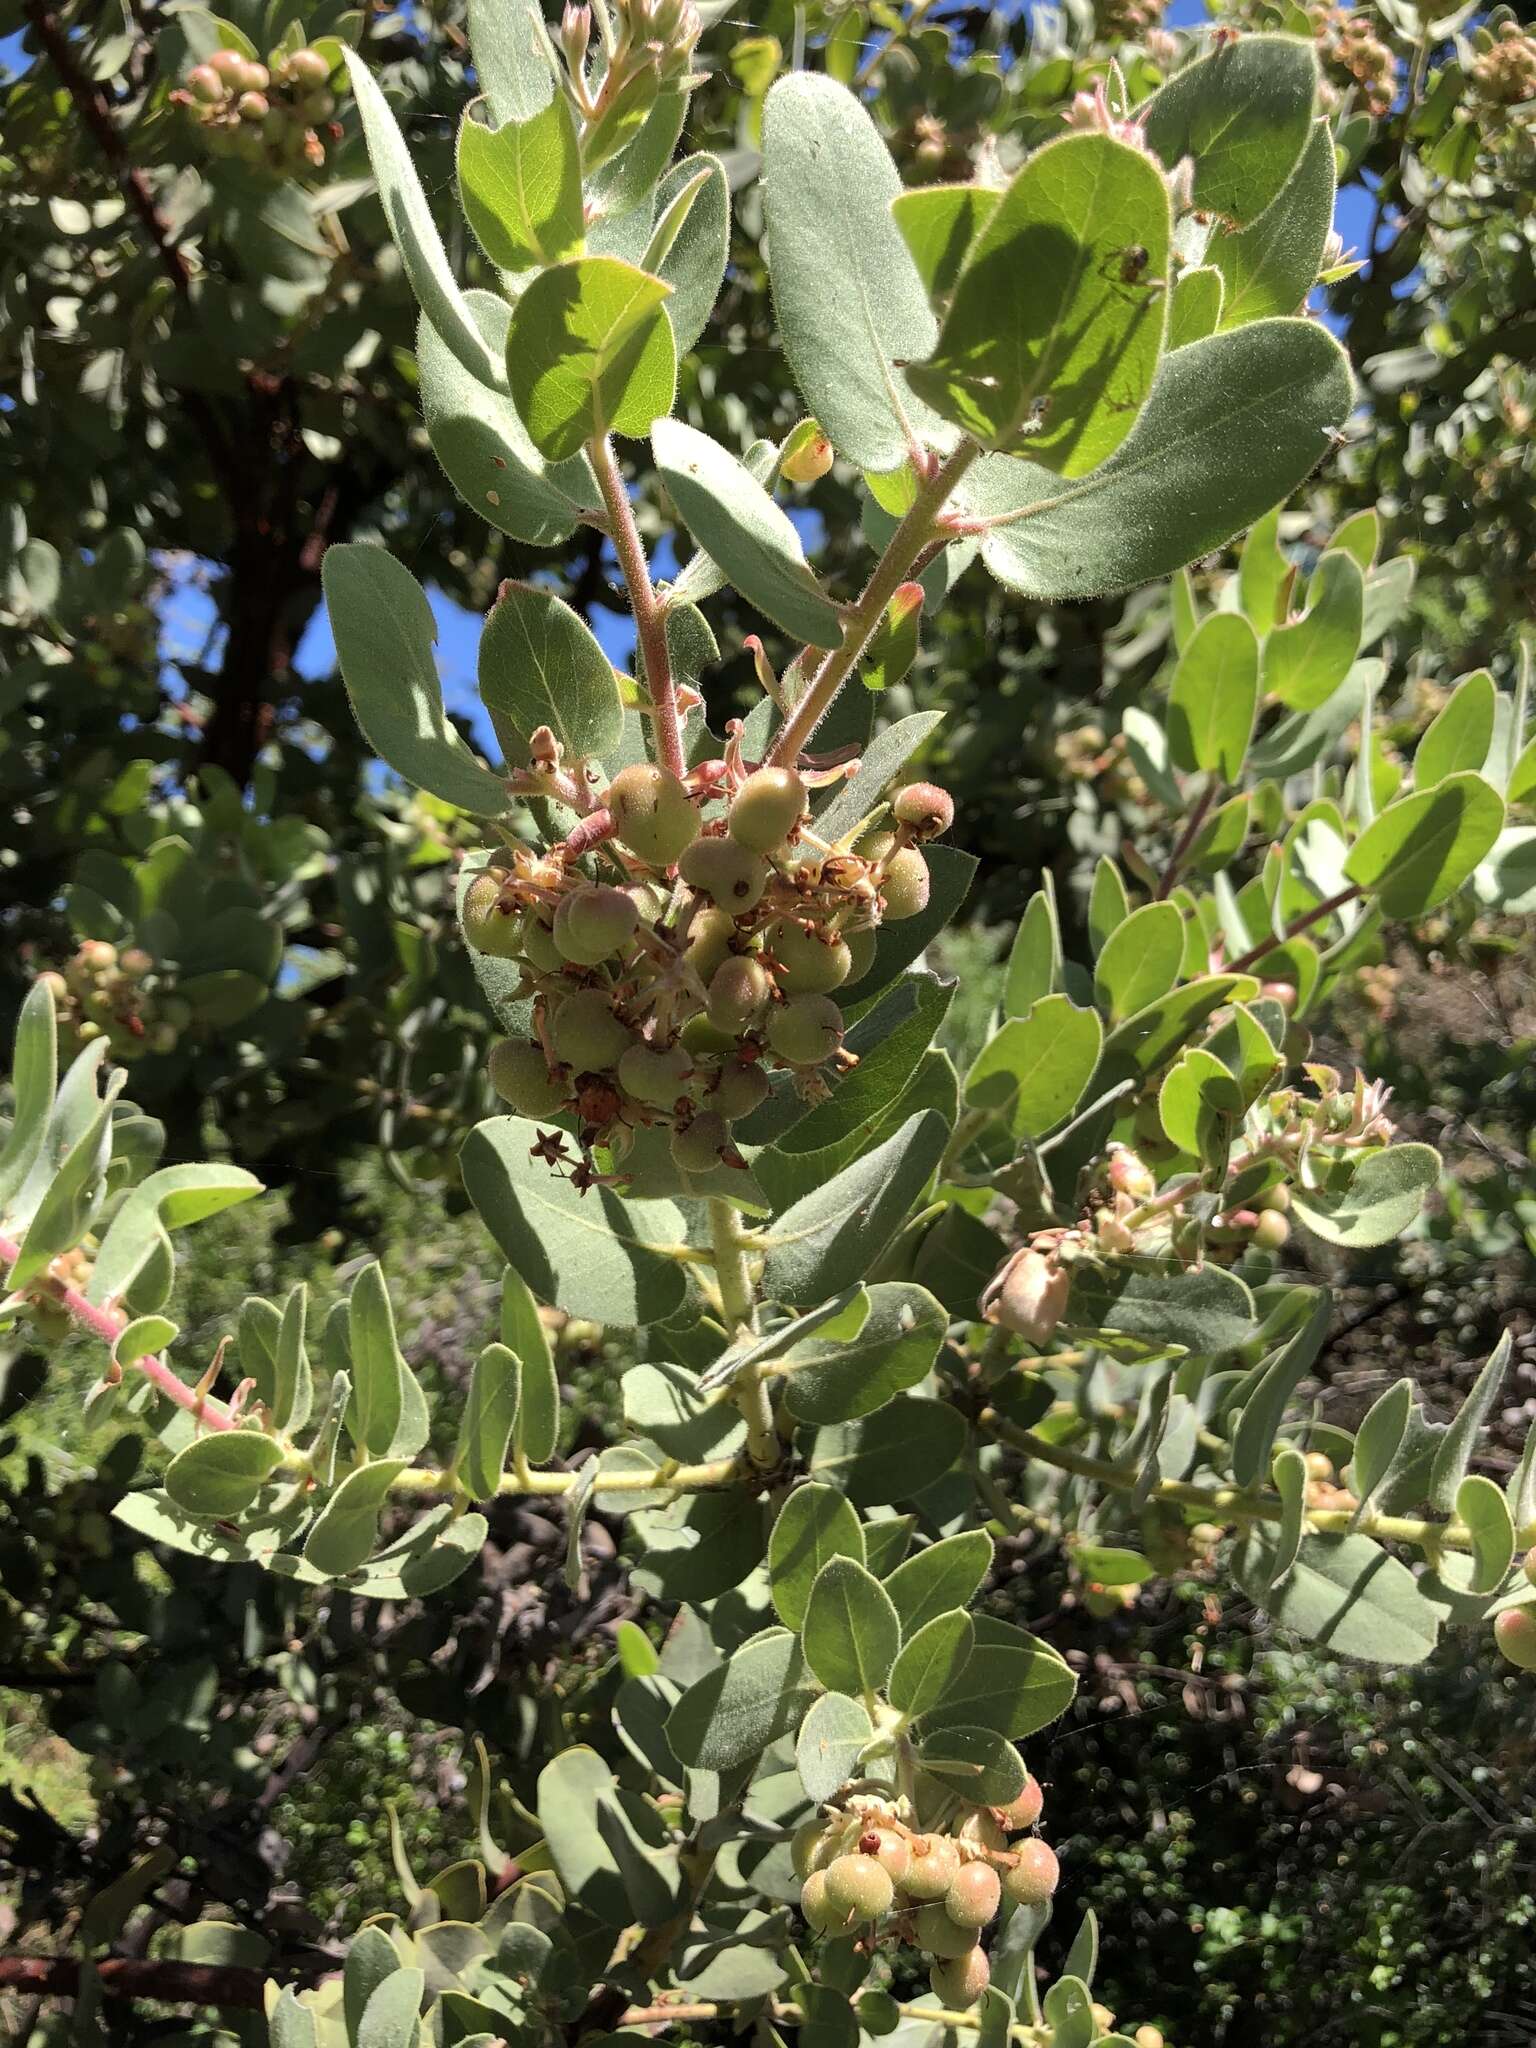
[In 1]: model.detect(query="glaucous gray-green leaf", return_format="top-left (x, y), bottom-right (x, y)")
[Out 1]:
top-left (1167, 611), bottom-right (1260, 780)
top-left (667, 1629), bottom-right (818, 1770)
top-left (652, 419), bottom-right (844, 647)
top-left (1289, 1141), bottom-right (1440, 1249)
top-left (622, 1360), bottom-right (746, 1463)
top-left (322, 545), bottom-right (510, 814)
top-left (802, 1556), bottom-right (901, 1695)
top-left (1344, 1377), bottom-right (1412, 1521)
top-left (479, 578), bottom-right (626, 763)
top-left (971, 320), bottom-right (1352, 602)
top-left (1230, 1287), bottom-right (1329, 1487)
top-left (920, 1615), bottom-right (1076, 1739)
top-left (891, 182), bottom-right (1002, 300)
top-left (761, 72), bottom-right (946, 472)
top-left (781, 1281), bottom-right (948, 1424)
top-left (652, 153), bottom-right (729, 358)
top-left (1427, 1333), bottom-right (1510, 1514)
top-left (1093, 901), bottom-right (1185, 1023)
top-left (1169, 263), bottom-right (1223, 346)
top-left (1457, 1474), bottom-right (1515, 1596)
top-left (304, 1460), bottom-right (408, 1578)
top-left (1002, 880), bottom-right (1062, 1018)
top-left (457, 96), bottom-right (582, 271)
top-left (965, 994), bottom-right (1101, 1141)
top-left (462, 1117), bottom-right (686, 1325)
top-left (84, 1162), bottom-right (262, 1311)
top-left (342, 1924), bottom-right (401, 2042)
top-left (917, 1723), bottom-right (1026, 1805)
top-left (347, 1260), bottom-right (405, 1457)
top-left (506, 256), bottom-right (676, 460)
top-left (1343, 771), bottom-right (1504, 916)
top-left (0, 983), bottom-right (57, 1211)
top-left (883, 1530), bottom-right (994, 1639)
top-left (1262, 551), bottom-right (1364, 711)
top-left (1211, 117), bottom-right (1335, 330)
top-left (343, 53), bottom-right (502, 388)
top-left (808, 1397), bottom-right (968, 1506)
top-left (769, 1481), bottom-right (866, 1631)
top-left (468, 0), bottom-right (555, 124)
top-left (1140, 33), bottom-right (1320, 227)
top-left (163, 1431), bottom-right (283, 1519)
top-left (455, 1342), bottom-right (521, 1499)
top-left (797, 1690), bottom-right (873, 1804)
top-left (355, 1966), bottom-right (425, 2048)
top-left (1232, 1528), bottom-right (1442, 1664)
top-left (1416, 670), bottom-right (1496, 788)
top-left (759, 1110), bottom-right (949, 1307)
top-left (1268, 1444), bottom-right (1307, 1590)
top-left (1065, 1259), bottom-right (1255, 1355)
top-left (905, 133), bottom-right (1171, 471)
top-left (537, 1747), bottom-right (629, 1925)
top-left (888, 1610), bottom-right (974, 1718)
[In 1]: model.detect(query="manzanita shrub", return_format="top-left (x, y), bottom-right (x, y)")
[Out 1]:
top-left (5, 6), bottom-right (1536, 2044)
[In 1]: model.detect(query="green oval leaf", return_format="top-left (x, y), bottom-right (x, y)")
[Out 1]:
top-left (507, 255), bottom-right (676, 460)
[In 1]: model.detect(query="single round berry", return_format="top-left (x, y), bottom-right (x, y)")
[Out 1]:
top-left (902, 1834), bottom-right (961, 1902)
top-left (488, 1040), bottom-right (568, 1118)
top-left (617, 1041), bottom-right (693, 1110)
top-left (881, 846), bottom-right (931, 921)
top-left (944, 1860), bottom-right (1001, 1929)
top-left (607, 763), bottom-right (699, 867)
top-left (766, 918), bottom-right (851, 995)
top-left (1523, 1546), bottom-right (1536, 1589)
top-left (462, 871), bottom-right (522, 958)
top-left (823, 1852), bottom-right (894, 1924)
top-left (683, 906), bottom-right (737, 983)
top-left (1091, 2006), bottom-right (1117, 2037)
top-left (710, 1060), bottom-right (771, 1119)
top-left (670, 1111), bottom-right (732, 1174)
top-left (187, 62), bottom-right (224, 101)
top-left (766, 994), bottom-right (844, 1067)
top-left (781, 427), bottom-right (833, 484)
top-left (800, 1869), bottom-right (851, 1934)
top-left (680, 1013), bottom-right (737, 1057)
top-left (1249, 1210), bottom-right (1291, 1252)
top-left (1134, 2027), bottom-right (1165, 2048)
top-left (287, 46), bottom-right (332, 85)
top-left (548, 990), bottom-right (633, 1072)
top-left (208, 48), bottom-right (249, 81)
top-left (237, 88), bottom-right (269, 119)
top-left (955, 1808), bottom-right (1007, 1854)
top-left (791, 1817), bottom-right (831, 1879)
top-left (1495, 1607), bottom-right (1536, 1671)
top-left (914, 1900), bottom-right (980, 1959)
top-left (864, 1828), bottom-right (911, 1885)
top-left (1256, 1182), bottom-right (1291, 1214)
top-left (854, 828), bottom-right (897, 863)
top-left (843, 925), bottom-right (878, 986)
top-left (680, 835), bottom-right (770, 912)
top-left (891, 781), bottom-right (954, 840)
top-left (1003, 1838), bottom-right (1060, 1906)
top-left (707, 956), bottom-right (770, 1035)
top-left (930, 1948), bottom-right (990, 2010)
top-left (520, 914), bottom-right (565, 974)
top-left (728, 767), bottom-right (807, 855)
top-left (554, 884), bottom-right (640, 965)
top-left (996, 1776), bottom-right (1044, 1832)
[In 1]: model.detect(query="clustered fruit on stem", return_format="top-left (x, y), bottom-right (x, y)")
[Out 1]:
top-left (33, 940), bottom-right (188, 1062)
top-left (467, 737), bottom-right (956, 1185)
top-left (792, 1775), bottom-right (1058, 2010)
top-left (175, 44), bottom-right (340, 177)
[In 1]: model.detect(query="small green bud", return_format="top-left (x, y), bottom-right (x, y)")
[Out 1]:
top-left (607, 762), bottom-right (699, 866)
top-left (707, 955), bottom-right (770, 1034)
top-left (766, 994), bottom-right (844, 1066)
top-left (944, 1860), bottom-right (1001, 1929)
top-left (670, 1111), bottom-right (733, 1174)
top-left (902, 1834), bottom-right (960, 1901)
top-left (780, 426), bottom-right (833, 484)
top-left (881, 846), bottom-right (931, 921)
top-left (679, 835), bottom-right (770, 912)
top-left (548, 990), bottom-right (633, 1072)
top-left (462, 871), bottom-right (522, 957)
top-left (765, 918), bottom-right (851, 994)
top-left (617, 1041), bottom-right (693, 1109)
top-left (1002, 1838), bottom-right (1059, 1906)
top-left (913, 1900), bottom-right (981, 1959)
top-left (554, 884), bottom-right (640, 965)
top-left (728, 767), bottom-right (807, 854)
top-left (822, 1852), bottom-right (894, 1923)
top-left (488, 1040), bottom-right (568, 1117)
top-left (929, 1948), bottom-right (990, 2011)
top-left (1495, 1607), bottom-right (1536, 1671)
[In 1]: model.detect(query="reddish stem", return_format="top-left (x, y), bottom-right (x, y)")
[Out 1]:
top-left (1225, 884), bottom-right (1364, 975)
top-left (589, 437), bottom-right (686, 780)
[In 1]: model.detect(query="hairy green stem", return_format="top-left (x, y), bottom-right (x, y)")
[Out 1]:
top-left (764, 441), bottom-right (979, 768)
top-left (710, 1197), bottom-right (778, 1468)
top-left (589, 433), bottom-right (686, 780)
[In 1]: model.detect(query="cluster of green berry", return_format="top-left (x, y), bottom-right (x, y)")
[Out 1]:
top-left (792, 1781), bottom-right (1058, 2010)
top-left (176, 44), bottom-right (339, 178)
top-left (463, 760), bottom-right (951, 1187)
top-left (34, 941), bottom-right (188, 1064)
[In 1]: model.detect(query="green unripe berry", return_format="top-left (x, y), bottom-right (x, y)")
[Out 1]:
top-left (881, 846), bottom-right (931, 921)
top-left (679, 835), bottom-right (770, 912)
top-left (1249, 1209), bottom-right (1291, 1251)
top-left (766, 994), bottom-right (844, 1066)
top-left (914, 1901), bottom-right (980, 1959)
top-left (187, 62), bottom-right (224, 101)
top-left (902, 1834), bottom-right (960, 1901)
top-left (1494, 1607), bottom-right (1536, 1671)
top-left (930, 1948), bottom-right (990, 2010)
top-left (617, 1042), bottom-right (693, 1110)
top-left (680, 1013), bottom-right (737, 1058)
top-left (996, 1776), bottom-right (1044, 1831)
top-left (237, 89), bottom-right (269, 119)
top-left (209, 48), bottom-right (248, 81)
top-left (607, 763), bottom-right (699, 867)
top-left (822, 1852), bottom-right (894, 1923)
top-left (843, 925), bottom-right (877, 985)
top-left (549, 990), bottom-right (633, 1072)
top-left (710, 1060), bottom-right (771, 1119)
top-left (670, 1111), bottom-right (733, 1174)
top-left (300, 87), bottom-right (335, 118)
top-left (728, 767), bottom-right (807, 854)
top-left (944, 1860), bottom-right (1001, 1929)
top-left (791, 1818), bottom-right (831, 1879)
top-left (859, 1827), bottom-right (911, 1884)
top-left (707, 956), bottom-right (770, 1034)
top-left (766, 918), bottom-right (851, 994)
top-left (462, 871), bottom-right (522, 958)
top-left (520, 914), bottom-right (565, 973)
top-left (554, 885), bottom-right (640, 965)
top-left (800, 1869), bottom-right (852, 1934)
top-left (288, 46), bottom-right (332, 84)
top-left (955, 1808), bottom-right (1007, 1854)
top-left (891, 781), bottom-right (954, 839)
top-left (683, 906), bottom-right (736, 983)
top-left (488, 1040), bottom-right (568, 1117)
top-left (1003, 1838), bottom-right (1059, 1906)
top-left (1523, 1546), bottom-right (1536, 1588)
top-left (855, 828), bottom-right (897, 863)
top-left (781, 426), bottom-right (833, 484)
